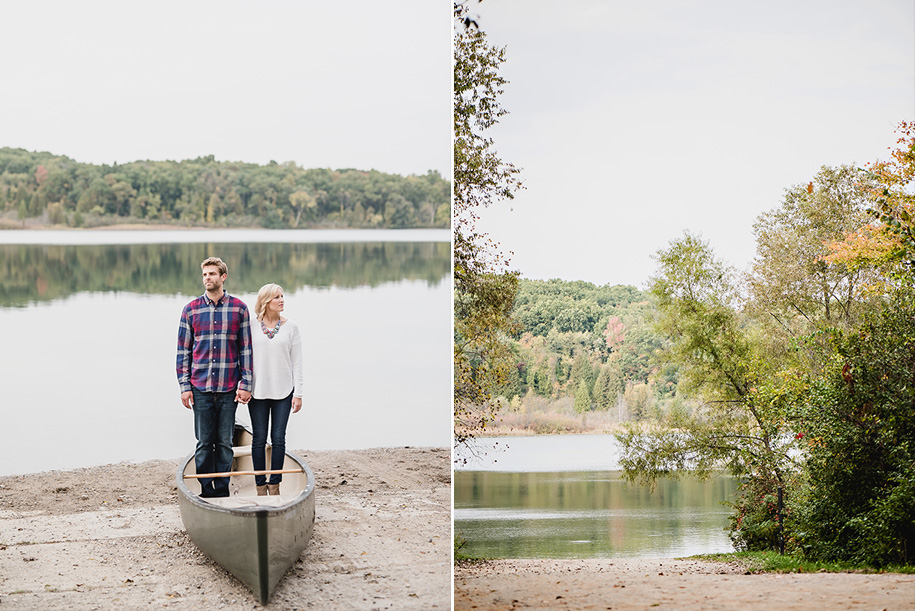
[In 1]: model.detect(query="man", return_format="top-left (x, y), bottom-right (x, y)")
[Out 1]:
top-left (176, 257), bottom-right (253, 498)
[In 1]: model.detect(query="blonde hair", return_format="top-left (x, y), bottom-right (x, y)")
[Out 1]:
top-left (200, 257), bottom-right (228, 276)
top-left (254, 283), bottom-right (283, 321)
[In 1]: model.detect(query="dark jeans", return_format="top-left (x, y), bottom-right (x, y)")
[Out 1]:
top-left (248, 392), bottom-right (293, 486)
top-left (191, 387), bottom-right (237, 497)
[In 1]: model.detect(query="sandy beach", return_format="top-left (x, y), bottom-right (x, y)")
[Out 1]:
top-left (0, 446), bottom-right (450, 610)
top-left (455, 558), bottom-right (915, 610)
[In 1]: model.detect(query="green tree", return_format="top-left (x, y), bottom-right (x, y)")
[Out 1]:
top-left (76, 190), bottom-right (92, 214)
top-left (568, 351), bottom-right (594, 397)
top-left (623, 382), bottom-right (652, 421)
top-left (792, 285), bottom-right (915, 566)
top-left (383, 193), bottom-right (414, 227)
top-left (29, 190), bottom-right (46, 216)
top-left (616, 233), bottom-right (799, 550)
top-left (205, 192), bottom-right (222, 224)
top-left (289, 190), bottom-right (317, 227)
top-left (592, 362), bottom-right (622, 411)
top-left (110, 180), bottom-right (137, 216)
top-left (573, 378), bottom-right (591, 414)
top-left (47, 201), bottom-right (65, 225)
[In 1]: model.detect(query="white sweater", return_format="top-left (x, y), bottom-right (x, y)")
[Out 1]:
top-left (251, 319), bottom-right (304, 400)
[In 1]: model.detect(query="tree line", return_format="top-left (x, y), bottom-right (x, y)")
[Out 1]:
top-left (0, 147), bottom-right (450, 229)
top-left (491, 280), bottom-right (679, 420)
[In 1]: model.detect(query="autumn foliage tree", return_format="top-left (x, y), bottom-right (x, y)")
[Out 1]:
top-left (749, 165), bottom-right (876, 331)
top-left (824, 121), bottom-right (915, 280)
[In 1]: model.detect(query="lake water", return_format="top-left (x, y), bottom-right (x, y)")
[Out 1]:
top-left (0, 229), bottom-right (451, 476)
top-left (455, 435), bottom-right (738, 559)
top-left (455, 434), bottom-right (624, 471)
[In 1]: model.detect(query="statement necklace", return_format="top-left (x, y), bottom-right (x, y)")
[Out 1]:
top-left (261, 319), bottom-right (282, 339)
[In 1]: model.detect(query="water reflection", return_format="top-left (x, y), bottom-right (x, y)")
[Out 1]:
top-left (0, 240), bottom-right (449, 307)
top-left (454, 470), bottom-right (737, 559)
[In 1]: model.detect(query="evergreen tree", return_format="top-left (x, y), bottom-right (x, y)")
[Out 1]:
top-left (568, 352), bottom-right (594, 397)
top-left (574, 378), bottom-right (591, 414)
top-left (593, 363), bottom-right (621, 411)
top-left (30, 190), bottom-right (47, 216)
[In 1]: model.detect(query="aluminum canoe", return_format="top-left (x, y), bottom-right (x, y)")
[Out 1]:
top-left (176, 426), bottom-right (316, 604)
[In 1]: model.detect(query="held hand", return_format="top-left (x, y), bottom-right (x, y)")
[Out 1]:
top-left (181, 391), bottom-right (194, 410)
top-left (236, 389), bottom-right (252, 404)
top-left (292, 397), bottom-right (302, 413)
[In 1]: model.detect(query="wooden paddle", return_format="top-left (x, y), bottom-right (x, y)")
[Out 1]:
top-left (183, 468), bottom-right (303, 479)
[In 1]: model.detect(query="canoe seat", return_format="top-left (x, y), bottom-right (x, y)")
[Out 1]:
top-left (204, 495), bottom-right (289, 508)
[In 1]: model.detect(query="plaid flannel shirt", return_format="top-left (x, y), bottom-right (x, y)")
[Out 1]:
top-left (176, 292), bottom-right (253, 394)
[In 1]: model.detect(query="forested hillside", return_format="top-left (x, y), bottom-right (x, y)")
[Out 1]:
top-left (0, 148), bottom-right (449, 229)
top-left (493, 279), bottom-right (679, 424)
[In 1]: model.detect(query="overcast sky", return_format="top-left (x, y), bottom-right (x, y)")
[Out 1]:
top-left (0, 1), bottom-right (450, 177)
top-left (470, 0), bottom-right (915, 287)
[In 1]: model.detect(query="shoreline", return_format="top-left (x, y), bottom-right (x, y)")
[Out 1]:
top-left (455, 558), bottom-right (915, 610)
top-left (464, 409), bottom-right (625, 437)
top-left (0, 446), bottom-right (450, 610)
top-left (0, 220), bottom-right (448, 232)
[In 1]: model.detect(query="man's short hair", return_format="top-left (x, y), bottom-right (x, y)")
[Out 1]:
top-left (200, 257), bottom-right (228, 276)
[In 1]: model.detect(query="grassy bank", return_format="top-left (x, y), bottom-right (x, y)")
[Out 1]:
top-left (691, 551), bottom-right (915, 575)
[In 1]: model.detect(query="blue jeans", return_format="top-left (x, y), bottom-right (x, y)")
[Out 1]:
top-left (248, 393), bottom-right (293, 486)
top-left (191, 388), bottom-right (237, 497)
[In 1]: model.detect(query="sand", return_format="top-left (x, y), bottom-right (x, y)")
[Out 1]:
top-left (0, 447), bottom-right (450, 610)
top-left (455, 558), bottom-right (915, 610)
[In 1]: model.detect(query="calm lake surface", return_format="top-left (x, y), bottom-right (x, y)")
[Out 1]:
top-left (0, 229), bottom-right (450, 476)
top-left (455, 435), bottom-right (738, 559)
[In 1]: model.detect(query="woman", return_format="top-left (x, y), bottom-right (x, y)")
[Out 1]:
top-left (249, 283), bottom-right (304, 496)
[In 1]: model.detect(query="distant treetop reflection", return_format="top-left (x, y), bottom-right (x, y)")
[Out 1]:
top-left (0, 241), bottom-right (450, 307)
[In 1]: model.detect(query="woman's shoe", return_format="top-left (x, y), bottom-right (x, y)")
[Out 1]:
top-left (267, 483), bottom-right (280, 496)
top-left (256, 485), bottom-right (268, 496)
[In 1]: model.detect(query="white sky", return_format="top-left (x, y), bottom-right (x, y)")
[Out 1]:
top-left (470, 0), bottom-right (915, 287)
top-left (0, 1), bottom-right (451, 177)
